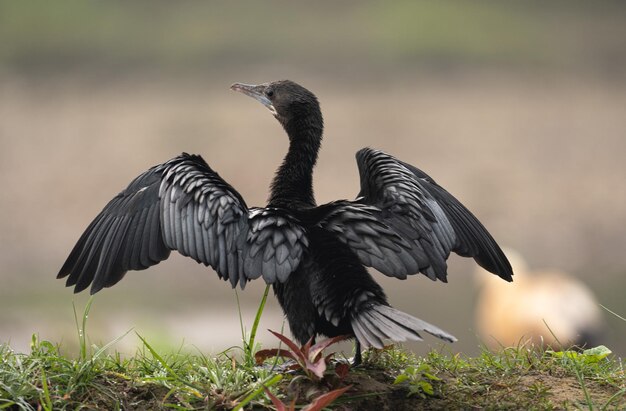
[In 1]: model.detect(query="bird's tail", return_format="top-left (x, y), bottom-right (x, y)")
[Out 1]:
top-left (351, 304), bottom-right (457, 349)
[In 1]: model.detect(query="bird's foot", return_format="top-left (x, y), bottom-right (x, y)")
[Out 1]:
top-left (352, 341), bottom-right (363, 367)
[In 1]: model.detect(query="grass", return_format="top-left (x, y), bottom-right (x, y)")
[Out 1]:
top-left (1, 298), bottom-right (624, 409)
top-left (0, 335), bottom-right (278, 410)
top-left (1, 335), bottom-right (625, 409)
top-left (410, 345), bottom-right (625, 410)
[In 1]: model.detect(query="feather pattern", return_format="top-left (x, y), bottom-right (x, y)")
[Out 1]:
top-left (316, 148), bottom-right (512, 283)
top-left (58, 153), bottom-right (307, 294)
top-left (351, 304), bottom-right (457, 349)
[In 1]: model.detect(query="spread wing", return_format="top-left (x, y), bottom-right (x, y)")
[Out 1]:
top-left (58, 153), bottom-right (307, 294)
top-left (317, 148), bottom-right (512, 282)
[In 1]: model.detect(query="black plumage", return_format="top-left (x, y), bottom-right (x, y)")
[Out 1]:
top-left (58, 80), bottom-right (513, 364)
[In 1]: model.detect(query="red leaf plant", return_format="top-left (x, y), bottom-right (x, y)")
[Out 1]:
top-left (264, 385), bottom-right (351, 411)
top-left (255, 330), bottom-right (350, 381)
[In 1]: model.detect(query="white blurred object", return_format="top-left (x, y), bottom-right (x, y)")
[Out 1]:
top-left (475, 248), bottom-right (605, 349)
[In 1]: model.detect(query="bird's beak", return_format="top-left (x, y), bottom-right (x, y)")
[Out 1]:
top-left (230, 82), bottom-right (277, 116)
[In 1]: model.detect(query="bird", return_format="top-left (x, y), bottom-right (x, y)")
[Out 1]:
top-left (58, 80), bottom-right (513, 365)
top-left (475, 248), bottom-right (604, 350)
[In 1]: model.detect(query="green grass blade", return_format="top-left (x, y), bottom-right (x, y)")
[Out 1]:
top-left (40, 366), bottom-right (53, 411)
top-left (73, 296), bottom-right (95, 361)
top-left (602, 388), bottom-right (626, 411)
top-left (234, 289), bottom-right (247, 346)
top-left (574, 366), bottom-right (594, 411)
top-left (91, 328), bottom-right (134, 361)
top-left (135, 332), bottom-right (202, 393)
top-left (232, 374), bottom-right (282, 411)
top-left (248, 284), bottom-right (270, 357)
top-left (136, 332), bottom-right (180, 378)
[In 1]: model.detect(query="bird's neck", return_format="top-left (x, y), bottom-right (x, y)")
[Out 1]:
top-left (268, 119), bottom-right (322, 209)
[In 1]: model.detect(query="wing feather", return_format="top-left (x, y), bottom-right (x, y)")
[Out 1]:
top-left (58, 153), bottom-right (308, 294)
top-left (316, 148), bottom-right (512, 282)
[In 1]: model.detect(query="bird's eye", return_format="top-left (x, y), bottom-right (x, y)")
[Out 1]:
top-left (266, 89), bottom-right (274, 98)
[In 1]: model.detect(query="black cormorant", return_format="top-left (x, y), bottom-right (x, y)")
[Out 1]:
top-left (58, 80), bottom-right (513, 364)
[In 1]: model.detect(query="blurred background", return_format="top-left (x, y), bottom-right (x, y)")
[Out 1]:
top-left (1, 1), bottom-right (625, 358)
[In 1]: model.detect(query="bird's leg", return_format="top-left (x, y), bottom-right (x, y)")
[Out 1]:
top-left (352, 341), bottom-right (362, 367)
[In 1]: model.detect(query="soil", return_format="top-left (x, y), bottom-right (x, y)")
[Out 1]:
top-left (284, 366), bottom-right (625, 411)
top-left (32, 361), bottom-right (624, 410)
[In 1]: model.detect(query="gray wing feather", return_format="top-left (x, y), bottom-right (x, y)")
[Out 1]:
top-left (242, 208), bottom-right (308, 285)
top-left (58, 169), bottom-right (171, 294)
top-left (159, 155), bottom-right (307, 288)
top-left (317, 148), bottom-right (512, 282)
top-left (58, 153), bottom-right (307, 294)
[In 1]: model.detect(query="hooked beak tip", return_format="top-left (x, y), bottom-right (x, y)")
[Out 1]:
top-left (230, 82), bottom-right (258, 94)
top-left (230, 82), bottom-right (277, 116)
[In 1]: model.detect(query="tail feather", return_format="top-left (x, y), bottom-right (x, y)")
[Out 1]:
top-left (361, 310), bottom-right (423, 342)
top-left (352, 304), bottom-right (457, 349)
top-left (352, 317), bottom-right (384, 348)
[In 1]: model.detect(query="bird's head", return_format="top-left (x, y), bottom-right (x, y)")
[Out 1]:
top-left (230, 80), bottom-right (322, 135)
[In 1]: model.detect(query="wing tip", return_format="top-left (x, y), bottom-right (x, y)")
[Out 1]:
top-left (476, 250), bottom-right (514, 282)
top-left (89, 285), bottom-right (102, 295)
